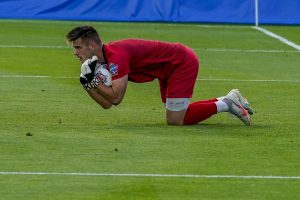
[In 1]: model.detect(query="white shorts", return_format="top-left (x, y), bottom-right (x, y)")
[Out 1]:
top-left (165, 98), bottom-right (190, 111)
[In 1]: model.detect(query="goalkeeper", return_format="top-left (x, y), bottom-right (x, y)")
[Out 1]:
top-left (66, 25), bottom-right (254, 126)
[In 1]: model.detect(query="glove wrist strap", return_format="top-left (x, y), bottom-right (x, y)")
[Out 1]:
top-left (82, 76), bottom-right (101, 91)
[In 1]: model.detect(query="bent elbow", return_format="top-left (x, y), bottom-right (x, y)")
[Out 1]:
top-left (101, 104), bottom-right (112, 109)
top-left (111, 97), bottom-right (123, 105)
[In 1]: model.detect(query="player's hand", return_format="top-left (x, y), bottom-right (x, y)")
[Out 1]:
top-left (79, 73), bottom-right (89, 84)
top-left (80, 55), bottom-right (98, 82)
top-left (79, 56), bottom-right (102, 90)
top-left (80, 73), bottom-right (101, 91)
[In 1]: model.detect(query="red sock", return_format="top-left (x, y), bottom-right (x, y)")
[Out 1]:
top-left (196, 98), bottom-right (218, 103)
top-left (183, 101), bottom-right (217, 125)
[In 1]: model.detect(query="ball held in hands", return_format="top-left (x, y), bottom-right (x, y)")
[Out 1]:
top-left (94, 65), bottom-right (112, 86)
top-left (79, 55), bottom-right (112, 89)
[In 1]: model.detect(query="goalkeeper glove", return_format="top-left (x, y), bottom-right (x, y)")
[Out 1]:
top-left (79, 56), bottom-right (101, 90)
top-left (81, 55), bottom-right (98, 74)
top-left (80, 73), bottom-right (102, 91)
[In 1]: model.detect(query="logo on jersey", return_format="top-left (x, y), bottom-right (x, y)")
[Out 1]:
top-left (109, 63), bottom-right (118, 76)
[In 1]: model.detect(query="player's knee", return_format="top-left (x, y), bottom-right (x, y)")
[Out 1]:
top-left (166, 110), bottom-right (186, 125)
top-left (166, 118), bottom-right (183, 126)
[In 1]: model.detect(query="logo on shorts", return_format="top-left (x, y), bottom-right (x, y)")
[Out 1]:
top-left (109, 63), bottom-right (118, 76)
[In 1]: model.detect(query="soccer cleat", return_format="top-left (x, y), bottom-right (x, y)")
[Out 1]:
top-left (223, 93), bottom-right (252, 126)
top-left (227, 89), bottom-right (254, 115)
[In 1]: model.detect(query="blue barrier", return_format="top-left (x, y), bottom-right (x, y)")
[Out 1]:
top-left (0, 0), bottom-right (299, 24)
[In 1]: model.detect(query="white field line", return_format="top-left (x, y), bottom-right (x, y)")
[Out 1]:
top-left (0, 75), bottom-right (299, 83)
top-left (0, 171), bottom-right (299, 180)
top-left (0, 75), bottom-right (50, 78)
top-left (253, 26), bottom-right (300, 51)
top-left (196, 25), bottom-right (250, 29)
top-left (1, 44), bottom-right (299, 53)
top-left (0, 44), bottom-right (70, 49)
top-left (0, 20), bottom-right (250, 28)
top-left (197, 48), bottom-right (300, 53)
top-left (0, 75), bottom-right (69, 78)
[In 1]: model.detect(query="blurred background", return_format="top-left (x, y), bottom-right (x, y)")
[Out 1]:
top-left (0, 0), bottom-right (299, 25)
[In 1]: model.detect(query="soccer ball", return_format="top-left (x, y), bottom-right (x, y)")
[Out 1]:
top-left (94, 65), bottom-right (112, 86)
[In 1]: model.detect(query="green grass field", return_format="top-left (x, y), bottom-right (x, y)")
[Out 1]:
top-left (0, 20), bottom-right (299, 200)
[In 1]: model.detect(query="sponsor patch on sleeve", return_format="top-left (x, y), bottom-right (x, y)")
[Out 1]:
top-left (109, 63), bottom-right (118, 76)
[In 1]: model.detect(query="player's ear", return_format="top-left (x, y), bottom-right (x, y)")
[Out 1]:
top-left (89, 41), bottom-right (97, 50)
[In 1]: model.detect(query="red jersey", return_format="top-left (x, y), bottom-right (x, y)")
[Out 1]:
top-left (103, 39), bottom-right (193, 82)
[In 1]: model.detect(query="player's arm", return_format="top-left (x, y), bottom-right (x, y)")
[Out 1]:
top-left (93, 74), bottom-right (128, 105)
top-left (79, 56), bottom-right (113, 109)
top-left (79, 56), bottom-right (128, 107)
top-left (87, 88), bottom-right (113, 109)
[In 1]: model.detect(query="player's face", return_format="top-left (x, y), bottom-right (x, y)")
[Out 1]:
top-left (72, 38), bottom-right (94, 63)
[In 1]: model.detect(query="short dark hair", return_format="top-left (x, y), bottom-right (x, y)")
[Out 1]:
top-left (66, 25), bottom-right (102, 45)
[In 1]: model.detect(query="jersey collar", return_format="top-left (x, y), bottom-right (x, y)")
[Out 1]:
top-left (102, 44), bottom-right (108, 64)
